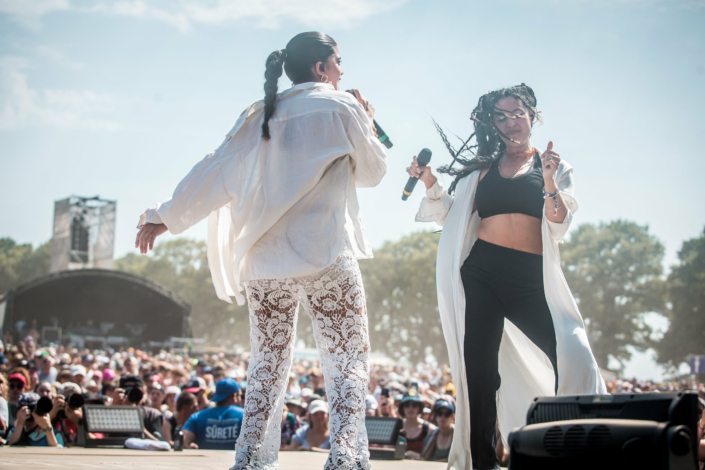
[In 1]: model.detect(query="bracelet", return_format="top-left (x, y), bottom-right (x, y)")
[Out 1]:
top-left (543, 188), bottom-right (560, 217)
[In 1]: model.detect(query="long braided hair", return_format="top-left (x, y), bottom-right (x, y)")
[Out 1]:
top-left (261, 32), bottom-right (337, 140)
top-left (436, 83), bottom-right (540, 194)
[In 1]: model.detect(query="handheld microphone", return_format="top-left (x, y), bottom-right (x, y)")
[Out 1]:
top-left (402, 148), bottom-right (432, 201)
top-left (345, 90), bottom-right (393, 149)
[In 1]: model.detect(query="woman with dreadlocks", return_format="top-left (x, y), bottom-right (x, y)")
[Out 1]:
top-left (135, 32), bottom-right (386, 470)
top-left (407, 84), bottom-right (606, 470)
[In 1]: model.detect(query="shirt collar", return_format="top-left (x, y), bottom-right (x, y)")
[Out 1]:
top-left (290, 82), bottom-right (335, 91)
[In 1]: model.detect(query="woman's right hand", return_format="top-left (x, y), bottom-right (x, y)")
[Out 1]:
top-left (407, 155), bottom-right (437, 190)
top-left (349, 89), bottom-right (375, 125)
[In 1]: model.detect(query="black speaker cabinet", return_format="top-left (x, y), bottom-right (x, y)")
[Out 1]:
top-left (508, 392), bottom-right (699, 470)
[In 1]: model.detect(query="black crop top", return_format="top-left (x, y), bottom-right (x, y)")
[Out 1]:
top-left (475, 154), bottom-right (545, 220)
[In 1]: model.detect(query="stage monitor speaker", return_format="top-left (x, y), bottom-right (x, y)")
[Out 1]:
top-left (508, 392), bottom-right (699, 470)
top-left (365, 417), bottom-right (406, 460)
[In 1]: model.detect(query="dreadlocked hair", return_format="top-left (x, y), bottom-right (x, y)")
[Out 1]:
top-left (261, 32), bottom-right (337, 140)
top-left (436, 83), bottom-right (540, 194)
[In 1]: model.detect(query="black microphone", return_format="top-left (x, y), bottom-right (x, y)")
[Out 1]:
top-left (402, 148), bottom-right (432, 201)
top-left (345, 90), bottom-right (393, 149)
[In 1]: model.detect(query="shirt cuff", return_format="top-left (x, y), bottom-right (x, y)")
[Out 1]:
top-left (137, 209), bottom-right (164, 229)
top-left (425, 180), bottom-right (445, 201)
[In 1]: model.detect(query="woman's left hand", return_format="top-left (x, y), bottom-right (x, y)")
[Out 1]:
top-left (541, 141), bottom-right (561, 181)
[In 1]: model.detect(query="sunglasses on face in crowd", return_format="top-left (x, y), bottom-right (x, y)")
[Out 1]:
top-left (436, 410), bottom-right (453, 418)
top-left (403, 401), bottom-right (421, 408)
top-left (9, 382), bottom-right (25, 390)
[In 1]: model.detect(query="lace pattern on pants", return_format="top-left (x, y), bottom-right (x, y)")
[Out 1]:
top-left (232, 242), bottom-right (371, 470)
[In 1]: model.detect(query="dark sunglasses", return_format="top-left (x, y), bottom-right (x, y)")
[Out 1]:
top-left (436, 410), bottom-right (453, 418)
top-left (9, 382), bottom-right (25, 390)
top-left (403, 401), bottom-right (421, 408)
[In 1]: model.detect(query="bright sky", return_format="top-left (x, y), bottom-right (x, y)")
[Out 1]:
top-left (1, 0), bottom-right (704, 380)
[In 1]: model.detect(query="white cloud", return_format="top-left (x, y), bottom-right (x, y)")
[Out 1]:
top-left (0, 0), bottom-right (69, 29)
top-left (0, 56), bottom-right (122, 131)
top-left (1, 0), bottom-right (409, 32)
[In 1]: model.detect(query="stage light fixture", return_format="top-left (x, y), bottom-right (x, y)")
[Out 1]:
top-left (365, 417), bottom-right (406, 460)
top-left (77, 405), bottom-right (145, 447)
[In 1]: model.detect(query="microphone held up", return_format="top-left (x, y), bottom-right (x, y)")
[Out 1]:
top-left (402, 148), bottom-right (432, 201)
top-left (345, 90), bottom-right (393, 149)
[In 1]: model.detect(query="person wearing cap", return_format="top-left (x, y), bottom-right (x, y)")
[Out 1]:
top-left (163, 391), bottom-right (199, 448)
top-left (400, 389), bottom-right (435, 459)
top-left (284, 397), bottom-right (305, 418)
top-left (7, 392), bottom-right (63, 447)
top-left (284, 399), bottom-right (330, 452)
top-left (182, 377), bottom-right (244, 450)
top-left (183, 376), bottom-right (209, 410)
top-left (420, 399), bottom-right (455, 462)
top-left (70, 365), bottom-right (87, 390)
top-left (280, 400), bottom-right (303, 449)
top-left (8, 369), bottom-right (29, 405)
top-left (164, 385), bottom-right (181, 416)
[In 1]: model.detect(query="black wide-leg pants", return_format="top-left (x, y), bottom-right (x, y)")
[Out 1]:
top-left (461, 239), bottom-right (559, 470)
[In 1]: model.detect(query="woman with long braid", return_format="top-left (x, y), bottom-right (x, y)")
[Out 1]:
top-left (135, 32), bottom-right (386, 470)
top-left (408, 84), bottom-right (606, 470)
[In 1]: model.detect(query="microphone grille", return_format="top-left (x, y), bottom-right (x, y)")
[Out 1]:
top-left (417, 148), bottom-right (432, 167)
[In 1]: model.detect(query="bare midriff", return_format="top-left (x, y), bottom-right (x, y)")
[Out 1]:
top-left (477, 214), bottom-right (543, 255)
top-left (474, 167), bottom-right (544, 255)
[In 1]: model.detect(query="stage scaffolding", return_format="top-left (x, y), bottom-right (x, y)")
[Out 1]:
top-left (50, 196), bottom-right (116, 272)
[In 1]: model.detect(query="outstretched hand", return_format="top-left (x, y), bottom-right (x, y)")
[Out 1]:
top-left (135, 223), bottom-right (168, 254)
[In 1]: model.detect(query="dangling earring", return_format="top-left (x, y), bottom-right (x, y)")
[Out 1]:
top-left (321, 74), bottom-right (329, 83)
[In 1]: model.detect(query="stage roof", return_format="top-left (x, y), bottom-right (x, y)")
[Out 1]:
top-left (0, 269), bottom-right (191, 344)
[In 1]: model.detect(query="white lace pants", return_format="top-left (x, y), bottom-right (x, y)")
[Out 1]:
top-left (232, 244), bottom-right (371, 470)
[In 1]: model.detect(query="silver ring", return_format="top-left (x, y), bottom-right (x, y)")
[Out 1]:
top-left (548, 156), bottom-right (552, 161)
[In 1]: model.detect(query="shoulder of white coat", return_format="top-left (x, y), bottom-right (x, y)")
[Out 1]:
top-left (311, 88), bottom-right (367, 117)
top-left (225, 101), bottom-right (264, 139)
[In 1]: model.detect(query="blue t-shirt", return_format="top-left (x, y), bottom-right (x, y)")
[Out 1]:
top-left (182, 405), bottom-right (244, 450)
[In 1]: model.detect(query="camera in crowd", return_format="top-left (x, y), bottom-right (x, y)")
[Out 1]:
top-left (122, 386), bottom-right (144, 405)
top-left (25, 395), bottom-right (53, 422)
top-left (57, 392), bottom-right (85, 419)
top-left (118, 375), bottom-right (146, 405)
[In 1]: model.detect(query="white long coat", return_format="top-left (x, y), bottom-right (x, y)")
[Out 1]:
top-left (415, 157), bottom-right (608, 470)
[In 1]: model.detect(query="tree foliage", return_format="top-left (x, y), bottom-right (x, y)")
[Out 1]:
top-left (0, 238), bottom-right (51, 295)
top-left (115, 239), bottom-right (250, 347)
top-left (358, 230), bottom-right (446, 365)
top-left (656, 228), bottom-right (705, 367)
top-left (560, 220), bottom-right (666, 369)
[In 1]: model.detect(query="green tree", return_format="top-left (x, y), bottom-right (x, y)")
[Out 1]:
top-left (656, 228), bottom-right (705, 368)
top-left (561, 220), bottom-right (666, 370)
top-left (115, 239), bottom-right (250, 347)
top-left (358, 231), bottom-right (446, 365)
top-left (0, 238), bottom-right (51, 295)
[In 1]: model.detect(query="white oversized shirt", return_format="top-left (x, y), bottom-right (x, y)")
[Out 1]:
top-left (416, 156), bottom-right (607, 470)
top-left (139, 82), bottom-right (387, 305)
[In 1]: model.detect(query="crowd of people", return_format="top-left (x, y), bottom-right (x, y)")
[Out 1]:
top-left (0, 334), bottom-right (703, 465)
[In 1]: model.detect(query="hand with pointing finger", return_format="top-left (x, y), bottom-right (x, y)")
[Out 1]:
top-left (541, 141), bottom-right (561, 181)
